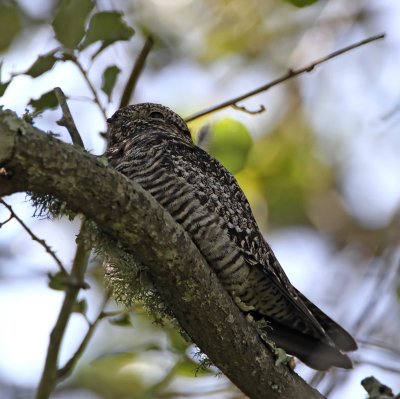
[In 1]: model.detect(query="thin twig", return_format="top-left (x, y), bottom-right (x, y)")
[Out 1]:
top-left (358, 338), bottom-right (400, 357)
top-left (100, 310), bottom-right (125, 318)
top-left (310, 251), bottom-right (399, 393)
top-left (0, 199), bottom-right (67, 274)
top-left (64, 54), bottom-right (107, 120)
top-left (35, 220), bottom-right (90, 399)
top-left (0, 212), bottom-right (13, 227)
top-left (232, 103), bottom-right (266, 115)
top-left (185, 33), bottom-right (385, 122)
top-left (54, 87), bottom-right (85, 148)
top-left (57, 290), bottom-right (111, 381)
top-left (119, 36), bottom-right (154, 108)
top-left (352, 254), bottom-right (398, 335)
top-left (308, 371), bottom-right (326, 390)
top-left (355, 358), bottom-right (400, 375)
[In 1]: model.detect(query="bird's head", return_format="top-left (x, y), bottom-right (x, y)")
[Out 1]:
top-left (106, 103), bottom-right (192, 146)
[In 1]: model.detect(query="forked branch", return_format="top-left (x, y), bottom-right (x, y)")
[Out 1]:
top-left (185, 33), bottom-right (385, 121)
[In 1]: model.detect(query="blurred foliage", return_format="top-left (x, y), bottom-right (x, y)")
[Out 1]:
top-left (28, 90), bottom-right (58, 113)
top-left (108, 312), bottom-right (132, 327)
top-left (209, 118), bottom-right (253, 174)
top-left (24, 50), bottom-right (59, 78)
top-left (206, 114), bottom-right (332, 227)
top-left (101, 65), bottom-right (121, 101)
top-left (1, 0), bottom-right (135, 113)
top-left (0, 1), bottom-right (21, 52)
top-left (72, 298), bottom-right (88, 316)
top-left (129, 0), bottom-right (324, 63)
top-left (0, 62), bottom-right (10, 96)
top-left (78, 351), bottom-right (161, 398)
top-left (245, 116), bottom-right (332, 227)
top-left (53, 0), bottom-right (94, 49)
top-left (77, 347), bottom-right (216, 399)
top-left (79, 11), bottom-right (135, 55)
top-left (284, 0), bottom-right (320, 7)
top-left (48, 270), bottom-right (69, 291)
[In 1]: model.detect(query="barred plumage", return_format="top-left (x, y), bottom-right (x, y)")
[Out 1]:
top-left (106, 103), bottom-right (357, 370)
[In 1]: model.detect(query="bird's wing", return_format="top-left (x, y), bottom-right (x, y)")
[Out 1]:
top-left (293, 287), bottom-right (357, 351)
top-left (160, 142), bottom-right (337, 343)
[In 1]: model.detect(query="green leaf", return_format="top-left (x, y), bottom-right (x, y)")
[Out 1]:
top-left (0, 62), bottom-right (10, 97)
top-left (174, 357), bottom-right (214, 377)
top-left (48, 271), bottom-right (68, 291)
top-left (209, 118), bottom-right (252, 174)
top-left (78, 353), bottom-right (148, 395)
top-left (0, 80), bottom-right (10, 97)
top-left (52, 0), bottom-right (94, 49)
top-left (101, 65), bottom-right (120, 100)
top-left (168, 328), bottom-right (190, 353)
top-left (72, 298), bottom-right (88, 315)
top-left (108, 313), bottom-right (132, 327)
top-left (244, 116), bottom-right (333, 226)
top-left (0, 2), bottom-right (21, 51)
top-left (283, 0), bottom-right (319, 7)
top-left (25, 51), bottom-right (58, 78)
top-left (80, 11), bottom-right (135, 55)
top-left (29, 90), bottom-right (58, 113)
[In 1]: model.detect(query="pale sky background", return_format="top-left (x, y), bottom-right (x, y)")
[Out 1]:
top-left (0, 0), bottom-right (400, 398)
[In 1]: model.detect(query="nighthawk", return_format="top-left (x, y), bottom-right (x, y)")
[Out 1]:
top-left (106, 103), bottom-right (357, 370)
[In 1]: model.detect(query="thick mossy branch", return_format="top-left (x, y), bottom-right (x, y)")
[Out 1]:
top-left (0, 109), bottom-right (325, 399)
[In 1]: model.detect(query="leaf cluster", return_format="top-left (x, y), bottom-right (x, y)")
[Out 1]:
top-left (1, 0), bottom-right (133, 113)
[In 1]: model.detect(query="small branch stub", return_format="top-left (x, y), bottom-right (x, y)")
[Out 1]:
top-left (54, 87), bottom-right (85, 148)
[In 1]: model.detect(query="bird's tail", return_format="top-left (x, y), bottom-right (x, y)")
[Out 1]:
top-left (263, 319), bottom-right (354, 370)
top-left (293, 288), bottom-right (357, 352)
top-left (261, 289), bottom-right (357, 370)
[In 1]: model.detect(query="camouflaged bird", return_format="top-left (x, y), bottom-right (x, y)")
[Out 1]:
top-left (106, 103), bottom-right (357, 370)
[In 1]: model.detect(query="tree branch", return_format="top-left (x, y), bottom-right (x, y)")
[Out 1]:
top-left (119, 36), bottom-right (154, 108)
top-left (54, 87), bottom-right (85, 147)
top-left (0, 109), bottom-right (325, 399)
top-left (35, 220), bottom-right (90, 399)
top-left (185, 33), bottom-right (385, 121)
top-left (63, 54), bottom-right (107, 120)
top-left (361, 376), bottom-right (399, 399)
top-left (232, 103), bottom-right (266, 115)
top-left (57, 290), bottom-right (111, 381)
top-left (0, 199), bottom-right (67, 274)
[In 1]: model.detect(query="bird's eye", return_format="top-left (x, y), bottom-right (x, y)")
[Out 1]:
top-left (148, 111), bottom-right (165, 121)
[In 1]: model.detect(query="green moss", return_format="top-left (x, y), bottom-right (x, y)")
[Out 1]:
top-left (87, 221), bottom-right (174, 324)
top-left (29, 193), bottom-right (77, 220)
